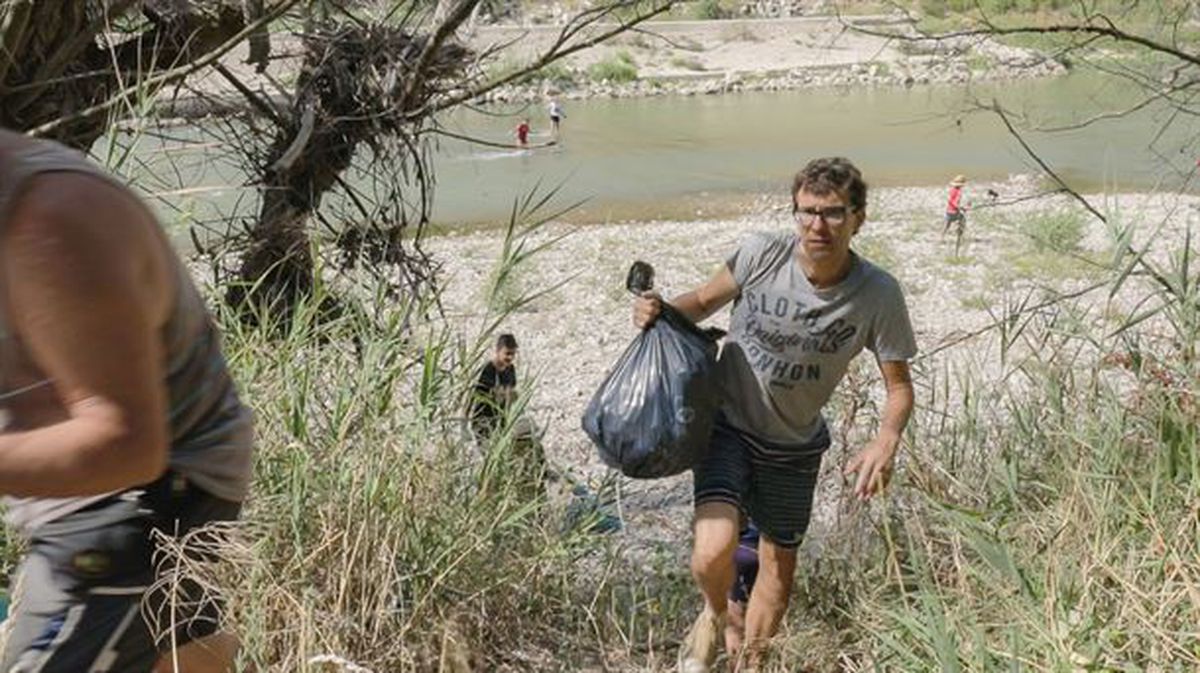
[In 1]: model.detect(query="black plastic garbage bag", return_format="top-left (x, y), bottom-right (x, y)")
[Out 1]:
top-left (582, 261), bottom-right (723, 478)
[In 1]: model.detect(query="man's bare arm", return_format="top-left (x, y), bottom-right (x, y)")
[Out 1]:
top-left (633, 265), bottom-right (739, 328)
top-left (844, 359), bottom-right (914, 500)
top-left (0, 175), bottom-right (171, 496)
top-left (875, 360), bottom-right (914, 447)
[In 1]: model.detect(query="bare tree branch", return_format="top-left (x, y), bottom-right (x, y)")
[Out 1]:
top-left (989, 100), bottom-right (1108, 223)
top-left (1033, 79), bottom-right (1200, 132)
top-left (851, 21), bottom-right (1200, 69)
top-left (400, 0), bottom-right (481, 110)
top-left (25, 0), bottom-right (300, 140)
top-left (213, 62), bottom-right (286, 124)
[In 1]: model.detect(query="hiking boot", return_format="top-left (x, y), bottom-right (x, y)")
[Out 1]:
top-left (678, 608), bottom-right (724, 673)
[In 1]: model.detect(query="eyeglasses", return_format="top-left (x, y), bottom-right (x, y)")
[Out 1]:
top-left (793, 206), bottom-right (856, 226)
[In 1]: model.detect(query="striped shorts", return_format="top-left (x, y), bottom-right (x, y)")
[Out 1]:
top-left (693, 414), bottom-right (830, 550)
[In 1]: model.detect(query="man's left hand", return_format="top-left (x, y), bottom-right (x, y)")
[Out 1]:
top-left (843, 437), bottom-right (899, 501)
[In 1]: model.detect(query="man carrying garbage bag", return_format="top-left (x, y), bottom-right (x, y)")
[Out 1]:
top-left (633, 157), bottom-right (916, 672)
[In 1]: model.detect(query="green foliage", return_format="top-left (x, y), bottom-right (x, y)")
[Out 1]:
top-left (965, 52), bottom-right (991, 71)
top-left (959, 293), bottom-right (991, 310)
top-left (854, 233), bottom-right (899, 271)
top-left (199, 188), bottom-right (695, 670)
top-left (691, 0), bottom-right (735, 20)
top-left (491, 57), bottom-right (578, 88)
top-left (982, 207), bottom-right (1100, 283)
top-left (588, 53), bottom-right (639, 82)
top-left (1019, 208), bottom-right (1085, 253)
top-left (527, 61), bottom-right (576, 88)
top-left (921, 0), bottom-right (1144, 16)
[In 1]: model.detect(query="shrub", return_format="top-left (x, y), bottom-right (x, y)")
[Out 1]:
top-left (691, 0), bottom-right (734, 20)
top-left (1020, 208), bottom-right (1086, 252)
top-left (588, 55), bottom-right (638, 83)
top-left (528, 61), bottom-right (576, 88)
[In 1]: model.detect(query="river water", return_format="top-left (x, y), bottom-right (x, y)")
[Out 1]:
top-left (106, 71), bottom-right (1198, 233)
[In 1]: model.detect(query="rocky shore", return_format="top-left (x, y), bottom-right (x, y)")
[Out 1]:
top-left (469, 16), bottom-right (1067, 104)
top-left (180, 15), bottom-right (1067, 117)
top-left (479, 40), bottom-right (1065, 104)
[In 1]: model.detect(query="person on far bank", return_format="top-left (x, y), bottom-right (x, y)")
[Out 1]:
top-left (944, 174), bottom-right (968, 250)
top-left (0, 129), bottom-right (253, 672)
top-left (632, 157), bottom-right (916, 672)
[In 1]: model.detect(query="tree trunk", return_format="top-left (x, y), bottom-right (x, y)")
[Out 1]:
top-left (230, 35), bottom-right (358, 317)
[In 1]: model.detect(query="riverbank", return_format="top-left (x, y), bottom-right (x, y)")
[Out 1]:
top-left (468, 16), bottom-right (1066, 103)
top-left (180, 15), bottom-right (1064, 117)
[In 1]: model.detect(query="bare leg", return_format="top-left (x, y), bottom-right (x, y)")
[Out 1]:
top-left (154, 632), bottom-right (242, 673)
top-left (680, 501), bottom-right (739, 671)
top-left (742, 537), bottom-right (797, 668)
top-left (691, 501), bottom-right (740, 616)
top-left (724, 601), bottom-right (746, 661)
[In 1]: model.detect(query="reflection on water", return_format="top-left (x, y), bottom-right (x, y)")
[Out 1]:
top-left (99, 72), bottom-right (1199, 233)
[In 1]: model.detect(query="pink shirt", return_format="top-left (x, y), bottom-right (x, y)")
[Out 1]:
top-left (947, 186), bottom-right (963, 213)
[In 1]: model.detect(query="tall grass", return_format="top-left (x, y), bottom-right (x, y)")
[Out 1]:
top-left (182, 198), bottom-right (698, 671)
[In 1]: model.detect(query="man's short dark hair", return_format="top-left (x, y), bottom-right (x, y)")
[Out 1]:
top-left (791, 157), bottom-right (868, 213)
top-left (497, 333), bottom-right (518, 350)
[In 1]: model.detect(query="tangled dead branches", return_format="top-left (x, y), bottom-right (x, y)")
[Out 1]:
top-left (225, 17), bottom-right (473, 319)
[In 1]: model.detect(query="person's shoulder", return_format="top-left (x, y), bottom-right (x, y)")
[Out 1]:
top-left (855, 256), bottom-right (905, 296)
top-left (738, 229), bottom-right (793, 254)
top-left (10, 170), bottom-right (163, 272)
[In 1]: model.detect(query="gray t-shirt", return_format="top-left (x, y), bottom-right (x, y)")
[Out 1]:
top-left (717, 231), bottom-right (916, 445)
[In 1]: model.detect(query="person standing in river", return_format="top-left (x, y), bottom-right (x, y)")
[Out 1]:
top-left (0, 128), bottom-right (252, 672)
top-left (548, 98), bottom-right (566, 138)
top-left (515, 118), bottom-right (531, 147)
top-left (633, 157), bottom-right (917, 672)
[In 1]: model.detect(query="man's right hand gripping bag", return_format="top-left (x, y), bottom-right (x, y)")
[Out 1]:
top-left (582, 261), bottom-right (723, 479)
